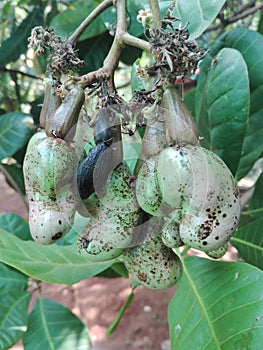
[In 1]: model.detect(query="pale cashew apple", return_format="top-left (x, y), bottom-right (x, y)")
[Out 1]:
top-left (23, 130), bottom-right (78, 244)
top-left (77, 162), bottom-right (142, 260)
top-left (123, 217), bottom-right (183, 290)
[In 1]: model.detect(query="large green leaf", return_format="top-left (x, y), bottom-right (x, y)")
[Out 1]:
top-left (0, 5), bottom-right (44, 67)
top-left (196, 28), bottom-right (263, 180)
top-left (247, 171), bottom-right (263, 220)
top-left (231, 218), bottom-right (263, 270)
top-left (0, 290), bottom-right (31, 350)
top-left (0, 262), bottom-right (28, 293)
top-left (173, 0), bottom-right (226, 39)
top-left (23, 297), bottom-right (91, 350)
top-left (168, 256), bottom-right (263, 350)
top-left (196, 47), bottom-right (249, 176)
top-left (0, 228), bottom-right (114, 284)
top-left (50, 0), bottom-right (107, 41)
top-left (0, 213), bottom-right (32, 241)
top-left (0, 112), bottom-right (34, 161)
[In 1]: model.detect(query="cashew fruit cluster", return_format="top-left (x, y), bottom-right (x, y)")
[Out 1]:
top-left (23, 82), bottom-right (241, 290)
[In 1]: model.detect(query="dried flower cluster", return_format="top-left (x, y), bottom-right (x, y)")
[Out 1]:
top-left (149, 20), bottom-right (206, 80)
top-left (28, 26), bottom-right (84, 79)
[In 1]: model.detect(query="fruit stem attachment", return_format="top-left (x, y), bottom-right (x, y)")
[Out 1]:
top-left (148, 0), bottom-right (162, 29)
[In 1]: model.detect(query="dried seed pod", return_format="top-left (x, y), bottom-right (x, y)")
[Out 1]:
top-left (39, 82), bottom-right (62, 128)
top-left (123, 217), bottom-right (183, 290)
top-left (45, 85), bottom-right (85, 139)
top-left (162, 87), bottom-right (198, 145)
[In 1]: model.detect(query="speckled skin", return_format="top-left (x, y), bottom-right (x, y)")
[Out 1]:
top-left (205, 243), bottom-right (228, 259)
top-left (123, 217), bottom-right (183, 290)
top-left (23, 130), bottom-right (78, 244)
top-left (78, 163), bottom-right (142, 257)
top-left (156, 144), bottom-right (241, 252)
top-left (135, 156), bottom-right (173, 217)
top-left (161, 212), bottom-right (183, 248)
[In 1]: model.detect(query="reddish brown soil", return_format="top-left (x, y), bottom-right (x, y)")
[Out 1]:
top-left (0, 174), bottom-right (237, 350)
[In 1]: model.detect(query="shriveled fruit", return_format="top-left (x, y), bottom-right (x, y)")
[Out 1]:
top-left (123, 217), bottom-right (183, 290)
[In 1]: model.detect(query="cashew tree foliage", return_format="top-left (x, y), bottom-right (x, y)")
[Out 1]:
top-left (0, 1), bottom-right (262, 349)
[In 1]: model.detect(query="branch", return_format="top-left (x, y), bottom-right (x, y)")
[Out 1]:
top-left (67, 0), bottom-right (114, 46)
top-left (0, 67), bottom-right (42, 80)
top-left (206, 2), bottom-right (263, 32)
top-left (148, 0), bottom-right (162, 29)
top-left (77, 0), bottom-right (152, 89)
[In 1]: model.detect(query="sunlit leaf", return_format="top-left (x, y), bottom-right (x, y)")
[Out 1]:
top-left (231, 218), bottom-right (263, 270)
top-left (23, 297), bottom-right (91, 350)
top-left (168, 256), bottom-right (263, 350)
top-left (0, 291), bottom-right (31, 350)
top-left (0, 228), bottom-right (115, 284)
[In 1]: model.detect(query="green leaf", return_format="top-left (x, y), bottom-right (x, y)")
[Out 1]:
top-left (0, 213), bottom-right (32, 241)
top-left (23, 297), bottom-right (91, 350)
top-left (0, 228), bottom-right (115, 284)
top-left (197, 48), bottom-right (249, 176)
top-left (196, 28), bottom-right (263, 180)
top-left (1, 162), bottom-right (25, 195)
top-left (173, 0), bottom-right (226, 39)
top-left (168, 256), bottom-right (263, 350)
top-left (50, 0), bottom-right (107, 41)
top-left (231, 218), bottom-right (263, 270)
top-left (0, 262), bottom-right (28, 293)
top-left (0, 112), bottom-right (34, 161)
top-left (0, 291), bottom-right (31, 350)
top-left (79, 32), bottom-right (113, 73)
top-left (247, 172), bottom-right (263, 220)
top-left (0, 6), bottom-right (44, 67)
top-left (106, 289), bottom-right (134, 338)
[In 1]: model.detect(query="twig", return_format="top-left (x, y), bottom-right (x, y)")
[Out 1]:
top-left (77, 0), bottom-right (152, 89)
top-left (206, 2), bottom-right (263, 32)
top-left (67, 0), bottom-right (114, 46)
top-left (0, 67), bottom-right (42, 80)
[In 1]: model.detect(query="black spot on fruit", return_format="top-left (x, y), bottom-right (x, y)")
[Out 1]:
top-left (52, 232), bottom-right (63, 240)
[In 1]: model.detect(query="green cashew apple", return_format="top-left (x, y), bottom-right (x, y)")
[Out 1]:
top-left (23, 130), bottom-right (78, 244)
top-left (161, 211), bottom-right (183, 248)
top-left (78, 162), bottom-right (142, 257)
top-left (205, 243), bottom-right (228, 259)
top-left (78, 219), bottom-right (124, 262)
top-left (156, 143), bottom-right (240, 252)
top-left (135, 155), bottom-right (173, 217)
top-left (123, 217), bottom-right (183, 290)
top-left (23, 130), bottom-right (77, 199)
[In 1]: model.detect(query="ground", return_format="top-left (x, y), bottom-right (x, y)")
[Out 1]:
top-left (0, 173), bottom-right (238, 350)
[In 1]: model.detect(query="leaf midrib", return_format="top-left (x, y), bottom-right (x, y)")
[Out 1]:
top-left (183, 261), bottom-right (221, 350)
